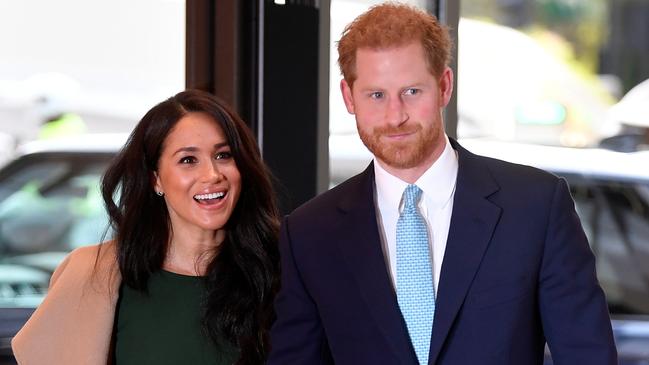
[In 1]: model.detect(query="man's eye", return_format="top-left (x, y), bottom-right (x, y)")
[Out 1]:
top-left (369, 91), bottom-right (384, 99)
top-left (179, 156), bottom-right (196, 164)
top-left (215, 151), bottom-right (233, 160)
top-left (403, 88), bottom-right (420, 96)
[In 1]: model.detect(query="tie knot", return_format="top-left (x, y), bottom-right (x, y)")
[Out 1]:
top-left (402, 184), bottom-right (422, 211)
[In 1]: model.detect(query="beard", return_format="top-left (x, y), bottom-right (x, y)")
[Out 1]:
top-left (358, 120), bottom-right (440, 169)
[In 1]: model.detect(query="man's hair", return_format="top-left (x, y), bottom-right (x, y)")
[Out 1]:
top-left (337, 2), bottom-right (452, 86)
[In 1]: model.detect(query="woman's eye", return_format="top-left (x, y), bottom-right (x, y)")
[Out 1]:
top-left (215, 151), bottom-right (233, 160)
top-left (179, 156), bottom-right (196, 164)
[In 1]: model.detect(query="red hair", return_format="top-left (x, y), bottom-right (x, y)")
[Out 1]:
top-left (337, 2), bottom-right (452, 86)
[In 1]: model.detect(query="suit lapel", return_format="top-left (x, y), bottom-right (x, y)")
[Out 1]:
top-left (335, 163), bottom-right (417, 365)
top-left (429, 140), bottom-right (502, 364)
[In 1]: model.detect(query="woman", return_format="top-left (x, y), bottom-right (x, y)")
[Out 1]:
top-left (12, 90), bottom-right (281, 364)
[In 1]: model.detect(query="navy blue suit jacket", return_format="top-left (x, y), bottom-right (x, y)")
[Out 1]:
top-left (268, 139), bottom-right (617, 365)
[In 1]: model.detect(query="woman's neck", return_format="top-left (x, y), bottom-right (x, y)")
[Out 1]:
top-left (163, 229), bottom-right (226, 276)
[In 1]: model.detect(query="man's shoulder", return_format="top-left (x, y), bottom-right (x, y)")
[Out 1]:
top-left (290, 167), bottom-right (371, 221)
top-left (454, 138), bottom-right (561, 187)
top-left (459, 145), bottom-right (561, 189)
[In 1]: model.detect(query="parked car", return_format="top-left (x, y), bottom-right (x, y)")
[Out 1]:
top-left (600, 78), bottom-right (649, 153)
top-left (0, 133), bottom-right (126, 362)
top-left (0, 133), bottom-right (15, 168)
top-left (330, 135), bottom-right (649, 363)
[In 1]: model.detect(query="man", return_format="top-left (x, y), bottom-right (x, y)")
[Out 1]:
top-left (268, 3), bottom-right (617, 365)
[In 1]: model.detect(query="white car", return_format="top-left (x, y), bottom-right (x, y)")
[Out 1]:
top-left (0, 133), bottom-right (126, 359)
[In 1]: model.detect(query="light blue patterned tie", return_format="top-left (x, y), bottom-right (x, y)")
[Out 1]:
top-left (396, 184), bottom-right (435, 365)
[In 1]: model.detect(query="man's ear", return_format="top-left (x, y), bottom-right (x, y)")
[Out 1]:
top-left (439, 67), bottom-right (454, 108)
top-left (340, 79), bottom-right (356, 114)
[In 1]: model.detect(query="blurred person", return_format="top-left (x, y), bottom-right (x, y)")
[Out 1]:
top-left (24, 72), bottom-right (85, 140)
top-left (269, 3), bottom-right (617, 365)
top-left (12, 89), bottom-right (280, 364)
top-left (38, 112), bottom-right (87, 140)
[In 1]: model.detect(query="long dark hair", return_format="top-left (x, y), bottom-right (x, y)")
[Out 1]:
top-left (101, 89), bottom-right (280, 364)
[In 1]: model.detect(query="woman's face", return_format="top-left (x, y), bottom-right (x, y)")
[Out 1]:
top-left (154, 112), bottom-right (241, 235)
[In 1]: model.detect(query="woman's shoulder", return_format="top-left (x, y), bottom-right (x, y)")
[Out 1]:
top-left (51, 241), bottom-right (118, 287)
top-left (12, 241), bottom-right (121, 364)
top-left (68, 240), bottom-right (117, 261)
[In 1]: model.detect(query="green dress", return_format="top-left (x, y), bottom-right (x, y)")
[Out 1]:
top-left (113, 270), bottom-right (239, 365)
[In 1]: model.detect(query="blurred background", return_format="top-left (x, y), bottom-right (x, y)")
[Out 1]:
top-left (0, 0), bottom-right (648, 363)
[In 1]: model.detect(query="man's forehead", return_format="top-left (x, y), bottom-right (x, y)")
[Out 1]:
top-left (354, 41), bottom-right (424, 54)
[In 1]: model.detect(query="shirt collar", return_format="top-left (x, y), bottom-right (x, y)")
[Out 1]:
top-left (374, 135), bottom-right (458, 211)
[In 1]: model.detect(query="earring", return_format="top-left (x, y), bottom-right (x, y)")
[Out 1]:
top-left (156, 191), bottom-right (164, 197)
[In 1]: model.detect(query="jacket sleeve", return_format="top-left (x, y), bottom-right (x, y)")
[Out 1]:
top-left (538, 178), bottom-right (618, 364)
top-left (268, 216), bottom-right (333, 365)
top-left (11, 243), bottom-right (119, 365)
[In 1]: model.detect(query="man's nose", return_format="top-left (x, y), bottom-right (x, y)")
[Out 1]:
top-left (386, 95), bottom-right (408, 126)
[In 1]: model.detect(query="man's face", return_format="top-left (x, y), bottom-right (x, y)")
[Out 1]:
top-left (340, 42), bottom-right (453, 180)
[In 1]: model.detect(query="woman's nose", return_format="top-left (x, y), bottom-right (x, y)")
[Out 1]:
top-left (203, 161), bottom-right (223, 182)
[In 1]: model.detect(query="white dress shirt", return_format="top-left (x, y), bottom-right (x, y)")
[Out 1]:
top-left (373, 136), bottom-right (458, 292)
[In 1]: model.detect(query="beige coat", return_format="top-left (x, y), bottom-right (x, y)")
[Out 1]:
top-left (11, 242), bottom-right (121, 365)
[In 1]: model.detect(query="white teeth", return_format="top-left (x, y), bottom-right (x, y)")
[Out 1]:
top-left (194, 192), bottom-right (225, 200)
